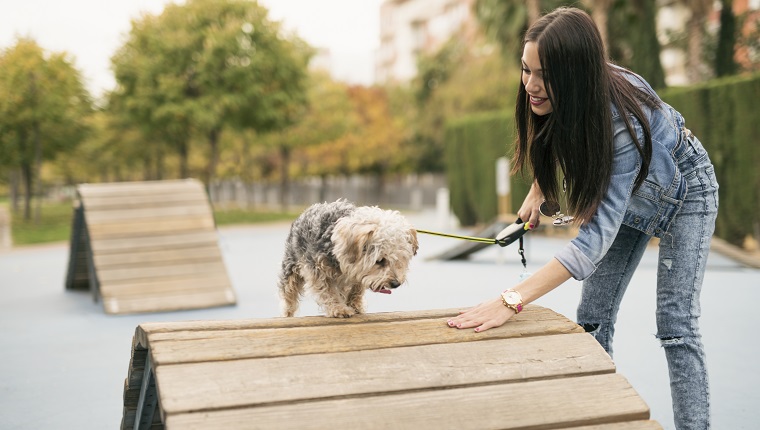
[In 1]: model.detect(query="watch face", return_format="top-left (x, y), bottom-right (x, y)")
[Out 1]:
top-left (503, 291), bottom-right (521, 304)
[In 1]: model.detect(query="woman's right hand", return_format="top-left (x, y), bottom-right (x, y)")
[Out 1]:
top-left (517, 181), bottom-right (544, 228)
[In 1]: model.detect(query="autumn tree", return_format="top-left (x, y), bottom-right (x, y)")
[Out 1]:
top-left (0, 38), bottom-right (91, 220)
top-left (111, 0), bottom-right (309, 184)
top-left (255, 71), bottom-right (356, 206)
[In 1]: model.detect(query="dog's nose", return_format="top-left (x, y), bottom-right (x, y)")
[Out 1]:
top-left (389, 280), bottom-right (400, 289)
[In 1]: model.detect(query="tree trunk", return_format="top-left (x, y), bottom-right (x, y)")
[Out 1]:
top-left (526, 0), bottom-right (540, 25)
top-left (21, 162), bottom-right (33, 221)
top-left (279, 145), bottom-right (291, 211)
top-left (33, 121), bottom-right (42, 223)
top-left (585, 0), bottom-right (612, 54)
top-left (206, 128), bottom-right (221, 186)
top-left (178, 139), bottom-right (189, 178)
top-left (9, 169), bottom-right (20, 213)
top-left (683, 0), bottom-right (713, 83)
top-left (715, 0), bottom-right (738, 77)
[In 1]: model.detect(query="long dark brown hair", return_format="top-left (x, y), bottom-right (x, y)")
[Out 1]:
top-left (513, 7), bottom-right (659, 223)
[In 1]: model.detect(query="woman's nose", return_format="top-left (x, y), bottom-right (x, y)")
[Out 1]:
top-left (525, 75), bottom-right (541, 93)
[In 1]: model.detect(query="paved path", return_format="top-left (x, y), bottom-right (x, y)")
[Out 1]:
top-left (0, 210), bottom-right (758, 429)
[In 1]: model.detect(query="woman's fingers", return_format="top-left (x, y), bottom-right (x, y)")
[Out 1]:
top-left (447, 299), bottom-right (514, 332)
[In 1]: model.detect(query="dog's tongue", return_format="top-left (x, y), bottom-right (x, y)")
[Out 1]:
top-left (375, 289), bottom-right (392, 294)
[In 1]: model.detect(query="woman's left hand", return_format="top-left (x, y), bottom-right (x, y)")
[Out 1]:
top-left (447, 297), bottom-right (515, 332)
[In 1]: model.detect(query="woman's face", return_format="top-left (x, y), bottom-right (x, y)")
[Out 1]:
top-left (521, 41), bottom-right (553, 116)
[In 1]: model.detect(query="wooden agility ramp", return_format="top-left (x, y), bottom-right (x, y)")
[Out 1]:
top-left (121, 306), bottom-right (661, 429)
top-left (65, 179), bottom-right (236, 315)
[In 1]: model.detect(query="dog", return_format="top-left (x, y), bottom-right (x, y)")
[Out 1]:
top-left (278, 200), bottom-right (418, 318)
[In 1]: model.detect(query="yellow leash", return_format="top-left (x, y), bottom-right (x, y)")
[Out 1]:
top-left (416, 220), bottom-right (532, 248)
top-left (415, 229), bottom-right (497, 244)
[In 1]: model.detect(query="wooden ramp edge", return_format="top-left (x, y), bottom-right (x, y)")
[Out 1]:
top-left (121, 305), bottom-right (662, 430)
top-left (65, 179), bottom-right (236, 315)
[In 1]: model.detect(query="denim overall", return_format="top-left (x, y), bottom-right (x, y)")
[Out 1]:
top-left (555, 72), bottom-right (719, 429)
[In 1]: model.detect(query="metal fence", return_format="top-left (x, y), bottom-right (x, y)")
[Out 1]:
top-left (208, 173), bottom-right (448, 211)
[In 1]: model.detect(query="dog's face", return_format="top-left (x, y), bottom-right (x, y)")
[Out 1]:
top-left (331, 207), bottom-right (418, 294)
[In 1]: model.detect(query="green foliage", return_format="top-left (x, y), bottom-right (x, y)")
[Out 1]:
top-left (473, 0), bottom-right (569, 62)
top-left (0, 38), bottom-right (93, 219)
top-left (8, 198), bottom-right (300, 246)
top-left (10, 199), bottom-right (74, 245)
top-left (444, 110), bottom-right (530, 226)
top-left (661, 72), bottom-right (760, 246)
top-left (110, 0), bottom-right (310, 183)
top-left (211, 207), bottom-right (300, 226)
top-left (715, 0), bottom-right (738, 77)
top-left (608, 0), bottom-right (666, 89)
top-left (412, 38), bottom-right (519, 173)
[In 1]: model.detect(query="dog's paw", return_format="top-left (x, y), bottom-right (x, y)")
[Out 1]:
top-left (326, 306), bottom-right (356, 318)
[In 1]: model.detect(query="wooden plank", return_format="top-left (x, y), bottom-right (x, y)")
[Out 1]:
top-left (84, 202), bottom-right (212, 224)
top-left (78, 179), bottom-right (203, 197)
top-left (96, 261), bottom-right (228, 283)
top-left (86, 216), bottom-right (215, 238)
top-left (90, 231), bottom-right (219, 253)
top-left (155, 333), bottom-right (612, 414)
top-left (101, 278), bottom-right (232, 301)
top-left (145, 306), bottom-right (583, 365)
top-left (80, 191), bottom-right (208, 210)
top-left (105, 289), bottom-right (236, 315)
top-left (100, 275), bottom-right (232, 298)
top-left (92, 245), bottom-right (223, 269)
top-left (163, 373), bottom-right (649, 430)
top-left (134, 306), bottom-right (578, 349)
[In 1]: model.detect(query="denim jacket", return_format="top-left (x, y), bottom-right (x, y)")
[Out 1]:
top-left (555, 70), bottom-right (691, 280)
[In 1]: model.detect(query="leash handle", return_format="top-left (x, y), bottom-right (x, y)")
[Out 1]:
top-left (494, 218), bottom-right (532, 247)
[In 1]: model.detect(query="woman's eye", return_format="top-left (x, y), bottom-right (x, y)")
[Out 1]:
top-left (522, 68), bottom-right (531, 75)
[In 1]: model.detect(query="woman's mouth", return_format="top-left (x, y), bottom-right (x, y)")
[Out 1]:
top-left (530, 95), bottom-right (548, 106)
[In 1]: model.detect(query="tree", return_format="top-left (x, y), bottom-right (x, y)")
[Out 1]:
top-left (260, 71), bottom-right (356, 206)
top-left (111, 0), bottom-right (310, 184)
top-left (608, 0), bottom-right (666, 88)
top-left (715, 0), bottom-right (738, 77)
top-left (474, 0), bottom-right (573, 62)
top-left (679, 0), bottom-right (713, 82)
top-left (0, 38), bottom-right (91, 220)
top-left (411, 35), bottom-right (518, 173)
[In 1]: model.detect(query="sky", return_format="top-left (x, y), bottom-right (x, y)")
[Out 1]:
top-left (0, 0), bottom-right (384, 99)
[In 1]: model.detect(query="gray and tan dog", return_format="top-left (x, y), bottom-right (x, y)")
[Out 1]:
top-left (278, 200), bottom-right (418, 318)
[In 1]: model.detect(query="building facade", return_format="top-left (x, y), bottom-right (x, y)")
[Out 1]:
top-left (375, 0), bottom-right (476, 84)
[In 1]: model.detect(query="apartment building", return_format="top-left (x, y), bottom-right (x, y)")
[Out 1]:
top-left (375, 0), bottom-right (476, 84)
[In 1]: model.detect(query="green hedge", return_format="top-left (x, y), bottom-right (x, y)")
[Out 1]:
top-left (660, 73), bottom-right (760, 246)
top-left (444, 110), bottom-right (530, 226)
top-left (444, 72), bottom-right (760, 246)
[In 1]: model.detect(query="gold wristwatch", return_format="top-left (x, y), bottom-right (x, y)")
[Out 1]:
top-left (501, 289), bottom-right (523, 314)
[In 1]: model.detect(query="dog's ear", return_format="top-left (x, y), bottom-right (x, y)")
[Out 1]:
top-left (333, 221), bottom-right (375, 265)
top-left (409, 229), bottom-right (419, 256)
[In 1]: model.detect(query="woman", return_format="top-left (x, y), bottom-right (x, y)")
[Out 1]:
top-left (447, 7), bottom-right (718, 429)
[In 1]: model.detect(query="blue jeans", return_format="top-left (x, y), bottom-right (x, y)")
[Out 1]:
top-left (577, 135), bottom-right (718, 430)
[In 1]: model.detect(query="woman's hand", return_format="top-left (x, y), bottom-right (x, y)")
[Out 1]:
top-left (518, 181), bottom-right (544, 228)
top-left (447, 297), bottom-right (515, 332)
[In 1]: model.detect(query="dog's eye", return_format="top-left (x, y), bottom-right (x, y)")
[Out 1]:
top-left (376, 258), bottom-right (387, 267)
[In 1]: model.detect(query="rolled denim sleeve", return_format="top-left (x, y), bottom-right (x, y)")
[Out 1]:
top-left (554, 111), bottom-right (643, 280)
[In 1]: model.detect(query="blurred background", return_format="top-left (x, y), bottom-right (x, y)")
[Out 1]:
top-left (2, 2), bottom-right (760, 429)
top-left (0, 0), bottom-right (759, 250)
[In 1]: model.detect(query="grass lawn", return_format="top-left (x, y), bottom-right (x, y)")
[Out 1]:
top-left (6, 199), bottom-right (299, 246)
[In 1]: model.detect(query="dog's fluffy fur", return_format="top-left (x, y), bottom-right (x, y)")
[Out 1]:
top-left (278, 200), bottom-right (418, 318)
